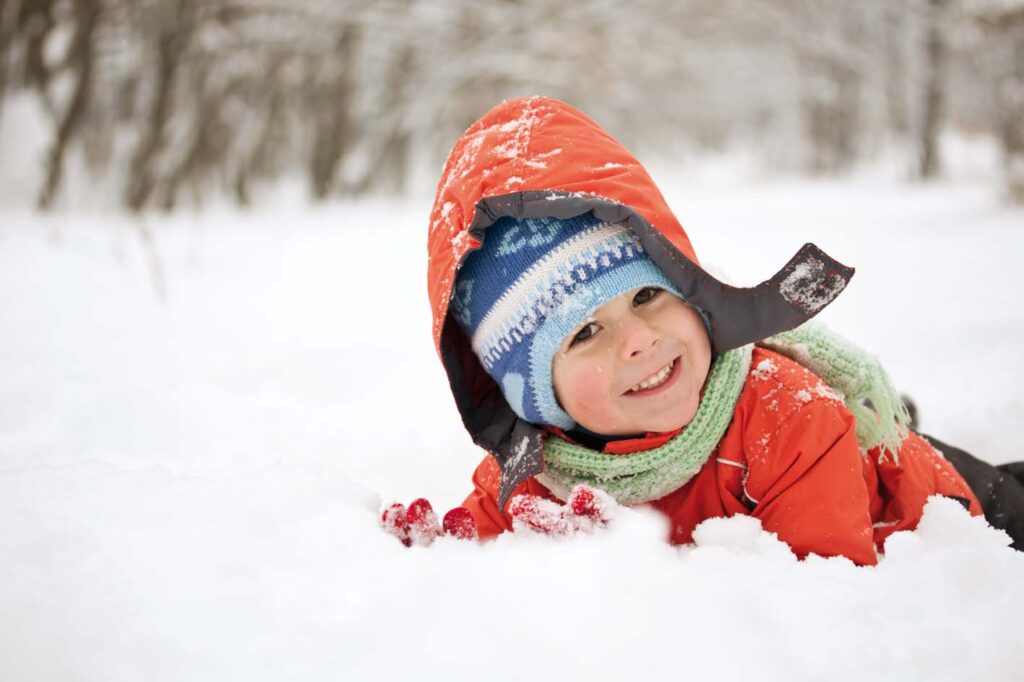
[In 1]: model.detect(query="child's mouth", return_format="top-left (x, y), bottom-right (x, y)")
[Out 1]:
top-left (625, 357), bottom-right (680, 396)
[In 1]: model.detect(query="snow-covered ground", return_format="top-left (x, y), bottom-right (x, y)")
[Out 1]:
top-left (2, 171), bottom-right (1023, 680)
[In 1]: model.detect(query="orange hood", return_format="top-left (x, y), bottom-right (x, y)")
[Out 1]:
top-left (427, 97), bottom-right (853, 507)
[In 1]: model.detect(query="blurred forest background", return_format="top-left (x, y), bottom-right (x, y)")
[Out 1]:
top-left (0, 0), bottom-right (1022, 211)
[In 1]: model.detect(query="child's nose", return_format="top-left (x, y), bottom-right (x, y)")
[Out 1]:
top-left (619, 317), bottom-right (659, 361)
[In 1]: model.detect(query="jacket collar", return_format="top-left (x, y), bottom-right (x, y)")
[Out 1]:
top-left (544, 426), bottom-right (684, 455)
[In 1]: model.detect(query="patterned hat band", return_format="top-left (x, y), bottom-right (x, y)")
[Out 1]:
top-left (451, 214), bottom-right (683, 428)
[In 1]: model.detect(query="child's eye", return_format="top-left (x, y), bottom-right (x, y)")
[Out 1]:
top-left (569, 322), bottom-right (599, 347)
top-left (633, 287), bottom-right (662, 306)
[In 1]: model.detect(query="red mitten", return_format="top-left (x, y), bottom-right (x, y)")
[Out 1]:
top-left (509, 484), bottom-right (615, 537)
top-left (406, 498), bottom-right (443, 546)
top-left (442, 507), bottom-right (479, 540)
top-left (567, 484), bottom-right (614, 527)
top-left (380, 500), bottom-right (480, 546)
top-left (380, 502), bottom-right (411, 547)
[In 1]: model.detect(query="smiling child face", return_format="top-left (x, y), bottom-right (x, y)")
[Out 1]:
top-left (551, 287), bottom-right (712, 436)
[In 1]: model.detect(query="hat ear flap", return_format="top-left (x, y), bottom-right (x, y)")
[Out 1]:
top-left (450, 277), bottom-right (475, 328)
top-left (501, 373), bottom-right (527, 421)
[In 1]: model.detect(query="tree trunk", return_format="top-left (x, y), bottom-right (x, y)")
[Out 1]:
top-left (38, 0), bottom-right (100, 209)
top-left (884, 3), bottom-right (909, 136)
top-left (233, 57), bottom-right (283, 206)
top-left (308, 24), bottom-right (358, 201)
top-left (354, 45), bottom-right (412, 193)
top-left (125, 1), bottom-right (192, 212)
top-left (21, 0), bottom-right (54, 92)
top-left (919, 0), bottom-right (948, 180)
top-left (800, 54), bottom-right (861, 175)
top-left (0, 0), bottom-right (20, 123)
top-left (996, 21), bottom-right (1024, 201)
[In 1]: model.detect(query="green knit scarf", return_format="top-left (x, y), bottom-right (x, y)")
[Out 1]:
top-left (758, 321), bottom-right (911, 459)
top-left (536, 322), bottom-right (910, 504)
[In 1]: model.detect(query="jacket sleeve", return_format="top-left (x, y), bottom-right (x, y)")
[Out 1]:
top-left (744, 398), bottom-right (878, 565)
top-left (461, 454), bottom-right (558, 540)
top-left (462, 455), bottom-right (514, 540)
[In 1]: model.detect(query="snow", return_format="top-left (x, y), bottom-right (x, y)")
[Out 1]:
top-left (813, 384), bottom-right (842, 402)
top-left (2, 169), bottom-right (1024, 679)
top-left (752, 357), bottom-right (779, 380)
top-left (779, 256), bottom-right (847, 314)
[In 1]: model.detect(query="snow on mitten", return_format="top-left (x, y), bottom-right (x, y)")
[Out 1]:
top-left (509, 484), bottom-right (616, 537)
top-left (380, 502), bottom-right (412, 547)
top-left (406, 498), bottom-right (443, 546)
top-left (509, 494), bottom-right (573, 535)
top-left (442, 507), bottom-right (479, 540)
top-left (567, 484), bottom-right (614, 527)
top-left (381, 500), bottom-right (481, 546)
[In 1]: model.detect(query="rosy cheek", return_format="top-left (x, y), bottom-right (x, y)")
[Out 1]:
top-left (562, 364), bottom-right (614, 415)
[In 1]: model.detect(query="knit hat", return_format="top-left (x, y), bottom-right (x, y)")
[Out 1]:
top-left (450, 213), bottom-right (684, 429)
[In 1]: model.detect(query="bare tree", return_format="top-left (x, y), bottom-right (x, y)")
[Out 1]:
top-left (884, 3), bottom-right (912, 137)
top-left (0, 0), bottom-right (55, 122)
top-left (973, 1), bottom-right (1024, 200)
top-left (38, 0), bottom-right (101, 208)
top-left (0, 0), bottom-right (1021, 210)
top-left (919, 0), bottom-right (950, 179)
top-left (124, 0), bottom-right (197, 211)
top-left (306, 23), bottom-right (358, 200)
top-left (0, 0), bottom-right (19, 120)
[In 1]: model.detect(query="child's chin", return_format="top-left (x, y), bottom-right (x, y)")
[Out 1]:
top-left (646, 418), bottom-right (690, 433)
top-left (646, 407), bottom-right (697, 433)
top-left (625, 411), bottom-right (690, 435)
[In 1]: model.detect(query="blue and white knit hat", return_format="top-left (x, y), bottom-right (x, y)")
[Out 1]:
top-left (450, 213), bottom-right (684, 429)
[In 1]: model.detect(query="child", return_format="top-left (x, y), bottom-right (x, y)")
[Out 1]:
top-left (390, 96), bottom-right (1024, 563)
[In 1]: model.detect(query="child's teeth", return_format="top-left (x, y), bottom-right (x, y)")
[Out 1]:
top-left (630, 360), bottom-right (674, 392)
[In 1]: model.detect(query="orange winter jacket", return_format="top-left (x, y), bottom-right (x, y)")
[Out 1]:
top-left (463, 347), bottom-right (982, 565)
top-left (427, 96), bottom-right (981, 566)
